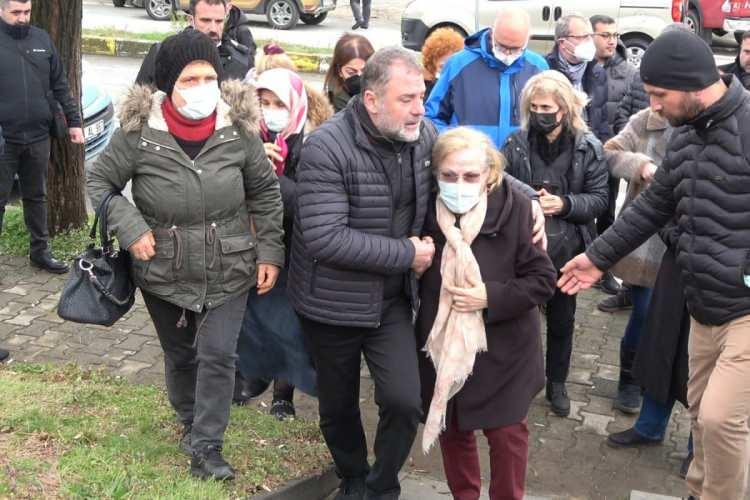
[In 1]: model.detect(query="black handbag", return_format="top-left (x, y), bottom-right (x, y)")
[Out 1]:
top-left (57, 192), bottom-right (136, 326)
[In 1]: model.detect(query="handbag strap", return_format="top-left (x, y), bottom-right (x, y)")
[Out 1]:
top-left (89, 192), bottom-right (120, 248)
top-left (78, 258), bottom-right (132, 307)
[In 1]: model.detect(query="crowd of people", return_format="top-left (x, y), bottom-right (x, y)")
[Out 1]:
top-left (2, 0), bottom-right (750, 498)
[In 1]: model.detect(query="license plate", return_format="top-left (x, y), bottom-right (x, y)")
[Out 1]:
top-left (84, 120), bottom-right (105, 140)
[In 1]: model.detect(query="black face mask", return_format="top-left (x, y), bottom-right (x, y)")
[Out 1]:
top-left (0, 19), bottom-right (30, 39)
top-left (343, 74), bottom-right (361, 96)
top-left (529, 111), bottom-right (560, 134)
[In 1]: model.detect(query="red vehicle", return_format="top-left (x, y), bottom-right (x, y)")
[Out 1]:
top-left (686, 0), bottom-right (750, 43)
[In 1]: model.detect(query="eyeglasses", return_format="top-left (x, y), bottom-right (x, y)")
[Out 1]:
top-left (492, 43), bottom-right (525, 57)
top-left (594, 32), bottom-right (620, 41)
top-left (564, 33), bottom-right (593, 42)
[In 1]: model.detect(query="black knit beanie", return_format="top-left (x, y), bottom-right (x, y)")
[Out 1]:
top-left (639, 30), bottom-right (720, 91)
top-left (155, 29), bottom-right (224, 95)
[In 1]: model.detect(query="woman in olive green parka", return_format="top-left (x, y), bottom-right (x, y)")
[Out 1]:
top-left (86, 31), bottom-right (284, 481)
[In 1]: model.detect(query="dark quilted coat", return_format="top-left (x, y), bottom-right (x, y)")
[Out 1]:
top-left (614, 72), bottom-right (649, 134)
top-left (286, 97), bottom-right (437, 328)
top-left (587, 76), bottom-right (750, 326)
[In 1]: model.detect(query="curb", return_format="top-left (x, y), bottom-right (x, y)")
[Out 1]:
top-left (81, 35), bottom-right (334, 74)
top-left (250, 465), bottom-right (338, 500)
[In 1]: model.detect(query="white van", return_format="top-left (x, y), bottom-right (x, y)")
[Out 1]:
top-left (401, 0), bottom-right (686, 66)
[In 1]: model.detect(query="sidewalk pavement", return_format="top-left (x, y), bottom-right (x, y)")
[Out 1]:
top-left (0, 254), bottom-right (696, 498)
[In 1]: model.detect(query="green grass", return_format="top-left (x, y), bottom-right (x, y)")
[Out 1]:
top-left (81, 28), bottom-right (332, 55)
top-left (0, 206), bottom-right (93, 261)
top-left (0, 362), bottom-right (329, 499)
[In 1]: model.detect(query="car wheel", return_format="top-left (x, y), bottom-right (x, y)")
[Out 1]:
top-left (266, 0), bottom-right (299, 30)
top-left (622, 36), bottom-right (650, 68)
top-left (685, 8), bottom-right (712, 44)
top-left (300, 12), bottom-right (328, 25)
top-left (145, 0), bottom-right (172, 21)
top-left (113, 0), bottom-right (126, 6)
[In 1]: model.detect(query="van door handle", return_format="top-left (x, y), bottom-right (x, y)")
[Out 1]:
top-left (554, 6), bottom-right (562, 20)
top-left (542, 6), bottom-right (550, 21)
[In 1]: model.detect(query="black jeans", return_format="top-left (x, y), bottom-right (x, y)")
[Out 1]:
top-left (0, 139), bottom-right (51, 256)
top-left (300, 298), bottom-right (422, 500)
top-left (350, 0), bottom-right (372, 23)
top-left (142, 290), bottom-right (248, 450)
top-left (545, 287), bottom-right (578, 383)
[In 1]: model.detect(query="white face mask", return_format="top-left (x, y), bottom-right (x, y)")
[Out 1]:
top-left (572, 39), bottom-right (596, 63)
top-left (262, 107), bottom-right (290, 133)
top-left (493, 46), bottom-right (524, 67)
top-left (438, 180), bottom-right (483, 214)
top-left (174, 81), bottom-right (220, 120)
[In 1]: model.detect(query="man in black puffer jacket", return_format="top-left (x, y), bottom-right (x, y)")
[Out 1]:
top-left (719, 29), bottom-right (750, 89)
top-left (288, 47), bottom-right (544, 500)
top-left (559, 30), bottom-right (750, 500)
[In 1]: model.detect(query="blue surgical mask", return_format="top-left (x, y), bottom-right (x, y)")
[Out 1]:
top-left (438, 181), bottom-right (483, 214)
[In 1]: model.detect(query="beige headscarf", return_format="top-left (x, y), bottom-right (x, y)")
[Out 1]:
top-left (422, 193), bottom-right (489, 453)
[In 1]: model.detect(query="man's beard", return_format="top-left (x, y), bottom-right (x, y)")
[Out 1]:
top-left (5, 20), bottom-right (30, 39)
top-left (373, 107), bottom-right (422, 143)
top-left (664, 94), bottom-right (704, 127)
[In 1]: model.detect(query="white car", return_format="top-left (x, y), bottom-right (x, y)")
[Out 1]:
top-left (402, 0), bottom-right (686, 66)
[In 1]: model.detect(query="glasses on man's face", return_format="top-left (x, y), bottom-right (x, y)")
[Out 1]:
top-left (594, 32), bottom-right (620, 41)
top-left (564, 33), bottom-right (593, 43)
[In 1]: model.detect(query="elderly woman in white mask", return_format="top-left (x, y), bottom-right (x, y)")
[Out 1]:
top-left (416, 127), bottom-right (556, 500)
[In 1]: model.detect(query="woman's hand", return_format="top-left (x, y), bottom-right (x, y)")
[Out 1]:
top-left (128, 231), bottom-right (156, 261)
top-left (257, 263), bottom-right (280, 295)
top-left (263, 143), bottom-right (284, 163)
top-left (446, 274), bottom-right (488, 313)
top-left (538, 188), bottom-right (564, 216)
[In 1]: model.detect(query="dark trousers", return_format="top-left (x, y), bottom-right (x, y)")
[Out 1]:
top-left (545, 288), bottom-right (577, 383)
top-left (439, 418), bottom-right (529, 500)
top-left (596, 176), bottom-right (620, 236)
top-left (142, 290), bottom-right (248, 450)
top-left (300, 298), bottom-right (422, 499)
top-left (350, 0), bottom-right (372, 23)
top-left (0, 139), bottom-right (51, 256)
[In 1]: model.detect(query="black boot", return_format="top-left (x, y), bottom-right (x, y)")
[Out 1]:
top-left (191, 445), bottom-right (235, 481)
top-left (334, 476), bottom-right (366, 500)
top-left (614, 348), bottom-right (642, 414)
top-left (607, 427), bottom-right (662, 448)
top-left (546, 381), bottom-right (570, 417)
top-left (597, 286), bottom-right (633, 313)
top-left (29, 251), bottom-right (69, 274)
top-left (179, 424), bottom-right (192, 455)
top-left (270, 399), bottom-right (295, 420)
top-left (0, 348), bottom-right (8, 362)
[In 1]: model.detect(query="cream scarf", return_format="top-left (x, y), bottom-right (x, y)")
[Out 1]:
top-left (422, 193), bottom-right (489, 453)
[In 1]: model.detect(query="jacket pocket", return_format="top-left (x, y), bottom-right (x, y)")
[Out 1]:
top-left (219, 233), bottom-right (257, 294)
top-left (135, 237), bottom-right (175, 290)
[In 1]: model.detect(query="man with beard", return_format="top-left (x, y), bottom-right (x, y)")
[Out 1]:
top-left (136, 0), bottom-right (252, 85)
top-left (719, 30), bottom-right (750, 89)
top-left (287, 47), bottom-right (545, 500)
top-left (558, 29), bottom-right (750, 500)
top-left (0, 0), bottom-right (83, 274)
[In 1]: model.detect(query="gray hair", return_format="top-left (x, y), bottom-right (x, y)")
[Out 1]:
top-left (361, 46), bottom-right (422, 95)
top-left (555, 14), bottom-right (590, 41)
top-left (662, 22), bottom-right (692, 35)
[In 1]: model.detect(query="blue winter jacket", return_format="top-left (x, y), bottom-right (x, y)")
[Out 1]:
top-left (424, 28), bottom-right (549, 148)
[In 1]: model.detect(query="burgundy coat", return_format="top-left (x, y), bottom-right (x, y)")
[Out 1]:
top-left (416, 180), bottom-right (557, 431)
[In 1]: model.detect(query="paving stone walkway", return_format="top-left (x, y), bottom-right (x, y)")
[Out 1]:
top-left (0, 254), bottom-right (700, 498)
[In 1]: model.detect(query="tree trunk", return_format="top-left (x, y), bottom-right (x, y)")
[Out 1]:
top-left (31, 0), bottom-right (87, 235)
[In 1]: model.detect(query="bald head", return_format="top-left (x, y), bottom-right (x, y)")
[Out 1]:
top-left (492, 7), bottom-right (531, 51)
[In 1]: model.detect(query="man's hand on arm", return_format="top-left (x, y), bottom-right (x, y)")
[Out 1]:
top-left (409, 236), bottom-right (435, 277)
top-left (531, 200), bottom-right (547, 251)
top-left (69, 128), bottom-right (84, 145)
